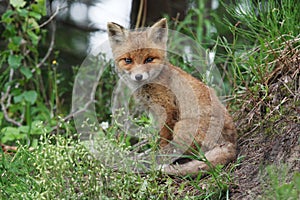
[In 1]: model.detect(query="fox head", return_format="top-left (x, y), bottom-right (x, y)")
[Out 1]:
top-left (107, 18), bottom-right (168, 83)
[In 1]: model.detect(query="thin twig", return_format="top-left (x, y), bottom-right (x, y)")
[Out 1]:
top-left (1, 101), bottom-right (22, 127)
top-left (141, 0), bottom-right (147, 27)
top-left (1, 68), bottom-right (13, 102)
top-left (135, 0), bottom-right (144, 29)
top-left (51, 59), bottom-right (103, 131)
top-left (34, 9), bottom-right (57, 72)
top-left (130, 139), bottom-right (149, 152)
top-left (0, 68), bottom-right (22, 126)
top-left (279, 79), bottom-right (296, 97)
top-left (62, 99), bottom-right (97, 122)
top-left (1, 144), bottom-right (17, 152)
top-left (264, 97), bottom-right (288, 120)
top-left (38, 6), bottom-right (60, 29)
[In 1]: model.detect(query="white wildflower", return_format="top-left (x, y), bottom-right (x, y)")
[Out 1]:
top-left (100, 121), bottom-right (109, 130)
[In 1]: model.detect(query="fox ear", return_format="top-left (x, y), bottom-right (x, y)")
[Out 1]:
top-left (147, 18), bottom-right (168, 45)
top-left (107, 22), bottom-right (128, 46)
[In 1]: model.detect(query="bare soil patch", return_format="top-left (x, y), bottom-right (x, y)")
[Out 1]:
top-left (231, 47), bottom-right (300, 199)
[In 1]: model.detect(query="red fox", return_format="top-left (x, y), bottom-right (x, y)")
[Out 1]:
top-left (107, 18), bottom-right (237, 176)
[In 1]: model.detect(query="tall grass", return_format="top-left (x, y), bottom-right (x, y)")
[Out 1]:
top-left (219, 0), bottom-right (299, 89)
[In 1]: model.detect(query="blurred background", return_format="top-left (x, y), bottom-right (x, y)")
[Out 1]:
top-left (40, 0), bottom-right (232, 68)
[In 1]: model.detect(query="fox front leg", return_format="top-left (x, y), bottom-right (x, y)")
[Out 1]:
top-left (157, 118), bottom-right (203, 164)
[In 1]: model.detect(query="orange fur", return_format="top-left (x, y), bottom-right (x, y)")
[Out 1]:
top-left (107, 18), bottom-right (237, 176)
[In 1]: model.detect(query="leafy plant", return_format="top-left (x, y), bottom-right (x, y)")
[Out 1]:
top-left (0, 0), bottom-right (67, 145)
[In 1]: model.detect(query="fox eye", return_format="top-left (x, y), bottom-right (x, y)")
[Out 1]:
top-left (124, 58), bottom-right (132, 64)
top-left (144, 57), bottom-right (154, 63)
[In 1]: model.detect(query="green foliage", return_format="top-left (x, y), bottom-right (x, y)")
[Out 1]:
top-left (219, 0), bottom-right (300, 88)
top-left (0, 135), bottom-right (102, 199)
top-left (168, 0), bottom-right (217, 73)
top-left (1, 121), bottom-right (49, 144)
top-left (261, 166), bottom-right (300, 200)
top-left (0, 135), bottom-right (176, 199)
top-left (95, 61), bottom-right (117, 122)
top-left (0, 0), bottom-right (67, 145)
top-left (171, 141), bottom-right (241, 199)
top-left (0, 128), bottom-right (237, 199)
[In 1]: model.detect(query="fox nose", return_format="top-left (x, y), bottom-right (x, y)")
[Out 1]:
top-left (135, 74), bottom-right (143, 81)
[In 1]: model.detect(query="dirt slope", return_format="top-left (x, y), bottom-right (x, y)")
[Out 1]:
top-left (231, 47), bottom-right (300, 199)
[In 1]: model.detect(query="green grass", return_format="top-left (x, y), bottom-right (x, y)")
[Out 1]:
top-left (0, 134), bottom-right (236, 199)
top-left (260, 166), bottom-right (300, 200)
top-left (1, 135), bottom-right (102, 199)
top-left (1, 0), bottom-right (299, 199)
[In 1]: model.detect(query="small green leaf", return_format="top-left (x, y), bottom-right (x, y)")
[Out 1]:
top-left (29, 11), bottom-right (42, 20)
top-left (11, 36), bottom-right (23, 46)
top-left (28, 18), bottom-right (40, 32)
top-left (13, 93), bottom-right (24, 103)
top-left (294, 172), bottom-right (300, 190)
top-left (4, 25), bottom-right (17, 36)
top-left (23, 90), bottom-right (37, 104)
top-left (32, 0), bottom-right (46, 16)
top-left (8, 44), bottom-right (18, 52)
top-left (0, 112), bottom-right (3, 127)
top-left (31, 138), bottom-right (38, 148)
top-left (17, 8), bottom-right (28, 17)
top-left (1, 126), bottom-right (26, 143)
top-left (10, 87), bottom-right (22, 97)
top-left (1, 10), bottom-right (14, 23)
top-left (19, 125), bottom-right (29, 133)
top-left (8, 54), bottom-right (23, 69)
top-left (10, 0), bottom-right (26, 8)
top-left (31, 121), bottom-right (44, 135)
top-left (1, 134), bottom-right (15, 143)
top-left (27, 30), bottom-right (39, 45)
top-left (20, 67), bottom-right (33, 79)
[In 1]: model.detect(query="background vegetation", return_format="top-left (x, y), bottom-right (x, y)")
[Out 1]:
top-left (1, 0), bottom-right (299, 199)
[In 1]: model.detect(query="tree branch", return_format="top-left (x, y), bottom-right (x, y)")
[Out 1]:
top-left (34, 6), bottom-right (58, 72)
top-left (39, 5), bottom-right (60, 29)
